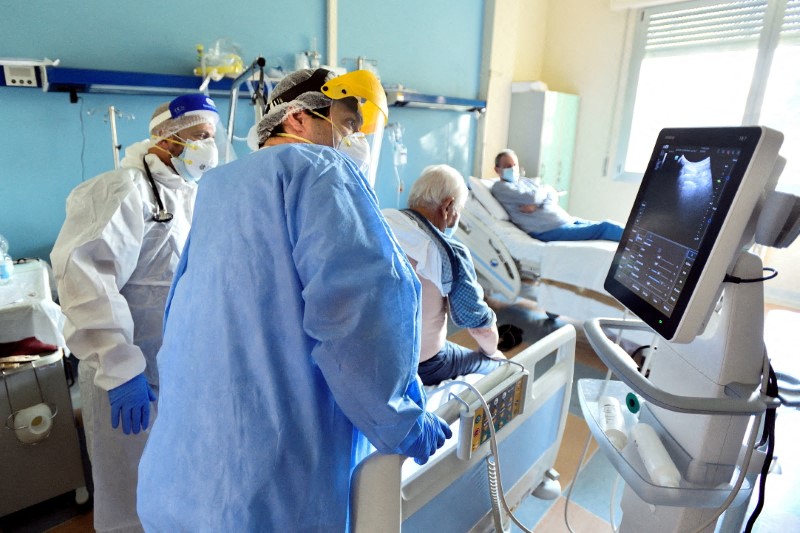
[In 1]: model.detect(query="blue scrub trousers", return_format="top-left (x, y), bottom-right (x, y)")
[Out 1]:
top-left (531, 219), bottom-right (623, 242)
top-left (418, 341), bottom-right (502, 386)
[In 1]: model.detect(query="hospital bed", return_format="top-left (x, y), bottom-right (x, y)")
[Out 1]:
top-left (458, 176), bottom-right (625, 322)
top-left (350, 324), bottom-right (575, 532)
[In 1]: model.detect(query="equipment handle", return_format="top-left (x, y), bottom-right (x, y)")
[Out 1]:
top-left (583, 318), bottom-right (769, 416)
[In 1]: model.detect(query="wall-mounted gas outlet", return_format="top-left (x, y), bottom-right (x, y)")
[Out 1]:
top-left (3, 65), bottom-right (38, 87)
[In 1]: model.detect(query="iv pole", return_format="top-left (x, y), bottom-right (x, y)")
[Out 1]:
top-left (225, 57), bottom-right (267, 161)
top-left (109, 105), bottom-right (121, 169)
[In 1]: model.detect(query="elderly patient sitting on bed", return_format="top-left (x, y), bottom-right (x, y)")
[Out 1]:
top-left (384, 165), bottom-right (506, 386)
top-left (492, 149), bottom-right (623, 242)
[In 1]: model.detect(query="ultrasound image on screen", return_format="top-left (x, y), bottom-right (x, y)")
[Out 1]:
top-left (612, 144), bottom-right (741, 316)
top-left (635, 146), bottom-right (737, 247)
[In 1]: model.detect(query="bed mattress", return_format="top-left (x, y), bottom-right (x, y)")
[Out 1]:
top-left (464, 195), bottom-right (618, 295)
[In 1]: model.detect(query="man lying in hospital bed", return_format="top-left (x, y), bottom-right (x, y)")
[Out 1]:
top-left (458, 165), bottom-right (628, 323)
top-left (492, 149), bottom-right (623, 243)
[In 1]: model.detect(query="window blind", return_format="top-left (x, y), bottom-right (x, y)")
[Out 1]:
top-left (781, 0), bottom-right (800, 41)
top-left (646, 1), bottom-right (768, 52)
top-left (610, 0), bottom-right (684, 10)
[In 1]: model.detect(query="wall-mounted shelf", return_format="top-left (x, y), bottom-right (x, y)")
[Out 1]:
top-left (0, 59), bottom-right (266, 99)
top-left (41, 66), bottom-right (259, 98)
top-left (0, 62), bottom-right (487, 114)
top-left (385, 88), bottom-right (486, 114)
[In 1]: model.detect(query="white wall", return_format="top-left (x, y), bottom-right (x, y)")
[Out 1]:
top-left (514, 1), bottom-right (548, 82)
top-left (538, 0), bottom-right (639, 222)
top-left (476, 0), bottom-right (548, 179)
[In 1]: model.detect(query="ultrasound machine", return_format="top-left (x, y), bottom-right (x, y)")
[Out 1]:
top-left (581, 126), bottom-right (800, 532)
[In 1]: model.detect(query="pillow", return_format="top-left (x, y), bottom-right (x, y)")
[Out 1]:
top-left (468, 176), bottom-right (510, 221)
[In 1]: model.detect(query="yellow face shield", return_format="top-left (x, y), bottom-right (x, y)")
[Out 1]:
top-left (321, 70), bottom-right (388, 187)
top-left (321, 70), bottom-right (388, 135)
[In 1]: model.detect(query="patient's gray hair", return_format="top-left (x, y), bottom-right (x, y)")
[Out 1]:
top-left (407, 164), bottom-right (469, 210)
top-left (494, 149), bottom-right (517, 168)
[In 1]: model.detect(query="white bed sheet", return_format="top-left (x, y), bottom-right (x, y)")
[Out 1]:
top-left (465, 177), bottom-right (618, 294)
top-left (465, 197), bottom-right (546, 271)
top-left (540, 240), bottom-right (618, 294)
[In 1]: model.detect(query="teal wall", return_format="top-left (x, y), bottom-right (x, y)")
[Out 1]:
top-left (1, 1), bottom-right (484, 260)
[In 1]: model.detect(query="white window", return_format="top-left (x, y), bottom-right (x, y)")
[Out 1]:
top-left (614, 0), bottom-right (800, 194)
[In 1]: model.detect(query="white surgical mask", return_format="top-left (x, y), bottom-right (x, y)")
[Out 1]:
top-left (307, 109), bottom-right (371, 175)
top-left (501, 167), bottom-right (519, 182)
top-left (171, 138), bottom-right (219, 182)
top-left (337, 132), bottom-right (371, 175)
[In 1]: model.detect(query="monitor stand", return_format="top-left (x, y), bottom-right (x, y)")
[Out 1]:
top-left (584, 250), bottom-right (771, 533)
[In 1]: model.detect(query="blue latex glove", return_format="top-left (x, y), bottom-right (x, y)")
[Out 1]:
top-left (108, 373), bottom-right (157, 435)
top-left (402, 412), bottom-right (453, 465)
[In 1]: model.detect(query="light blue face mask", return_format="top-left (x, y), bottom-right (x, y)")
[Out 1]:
top-left (443, 214), bottom-right (460, 238)
top-left (501, 167), bottom-right (519, 182)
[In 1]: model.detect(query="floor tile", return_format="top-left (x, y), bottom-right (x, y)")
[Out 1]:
top-left (554, 413), bottom-right (599, 491)
top-left (528, 496), bottom-right (613, 532)
top-left (566, 450), bottom-right (624, 525)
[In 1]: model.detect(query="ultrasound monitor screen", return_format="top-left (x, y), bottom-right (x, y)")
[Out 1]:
top-left (605, 127), bottom-right (763, 340)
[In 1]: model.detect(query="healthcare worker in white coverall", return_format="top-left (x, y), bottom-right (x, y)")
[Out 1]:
top-left (137, 68), bottom-right (452, 531)
top-left (50, 93), bottom-right (220, 532)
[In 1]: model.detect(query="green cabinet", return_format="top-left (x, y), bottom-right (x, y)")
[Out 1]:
top-left (508, 89), bottom-right (580, 209)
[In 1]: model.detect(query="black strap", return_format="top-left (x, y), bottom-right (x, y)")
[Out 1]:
top-left (264, 68), bottom-right (333, 113)
top-left (744, 362), bottom-right (779, 532)
top-left (143, 157), bottom-right (167, 213)
top-left (143, 157), bottom-right (173, 223)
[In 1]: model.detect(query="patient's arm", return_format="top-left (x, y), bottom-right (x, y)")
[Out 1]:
top-left (519, 204), bottom-right (538, 214)
top-left (543, 184), bottom-right (560, 203)
top-left (468, 323), bottom-right (506, 360)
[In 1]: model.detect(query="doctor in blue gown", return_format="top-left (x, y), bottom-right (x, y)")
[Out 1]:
top-left (137, 68), bottom-right (451, 531)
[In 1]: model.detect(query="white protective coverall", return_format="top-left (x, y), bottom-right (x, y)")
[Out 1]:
top-left (50, 139), bottom-right (196, 532)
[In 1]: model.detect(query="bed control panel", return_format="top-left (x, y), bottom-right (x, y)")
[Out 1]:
top-left (457, 371), bottom-right (529, 460)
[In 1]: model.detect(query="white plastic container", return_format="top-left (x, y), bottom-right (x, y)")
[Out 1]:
top-left (0, 255), bottom-right (13, 285)
top-left (631, 422), bottom-right (681, 488)
top-left (598, 395), bottom-right (628, 451)
top-left (0, 235), bottom-right (13, 286)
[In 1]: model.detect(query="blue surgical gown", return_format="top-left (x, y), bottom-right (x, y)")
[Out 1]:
top-left (137, 144), bottom-right (424, 532)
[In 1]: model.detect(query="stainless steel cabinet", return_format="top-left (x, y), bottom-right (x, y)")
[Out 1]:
top-left (0, 260), bottom-right (87, 517)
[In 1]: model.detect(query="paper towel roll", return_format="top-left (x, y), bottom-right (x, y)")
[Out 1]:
top-left (13, 403), bottom-right (53, 444)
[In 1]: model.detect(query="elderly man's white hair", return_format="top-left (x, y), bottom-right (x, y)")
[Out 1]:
top-left (408, 164), bottom-right (469, 210)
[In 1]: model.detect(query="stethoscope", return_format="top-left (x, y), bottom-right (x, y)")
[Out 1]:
top-left (143, 157), bottom-right (174, 223)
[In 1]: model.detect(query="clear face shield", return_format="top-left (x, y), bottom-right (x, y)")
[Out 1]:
top-left (328, 98), bottom-right (385, 186)
top-left (322, 70), bottom-right (388, 187)
top-left (213, 121), bottom-right (237, 164)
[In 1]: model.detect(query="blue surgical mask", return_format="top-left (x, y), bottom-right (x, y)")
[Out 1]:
top-left (501, 167), bottom-right (519, 182)
top-left (443, 214), bottom-right (460, 238)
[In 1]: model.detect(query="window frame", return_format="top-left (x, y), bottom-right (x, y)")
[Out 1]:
top-left (611, 0), bottom-right (791, 182)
